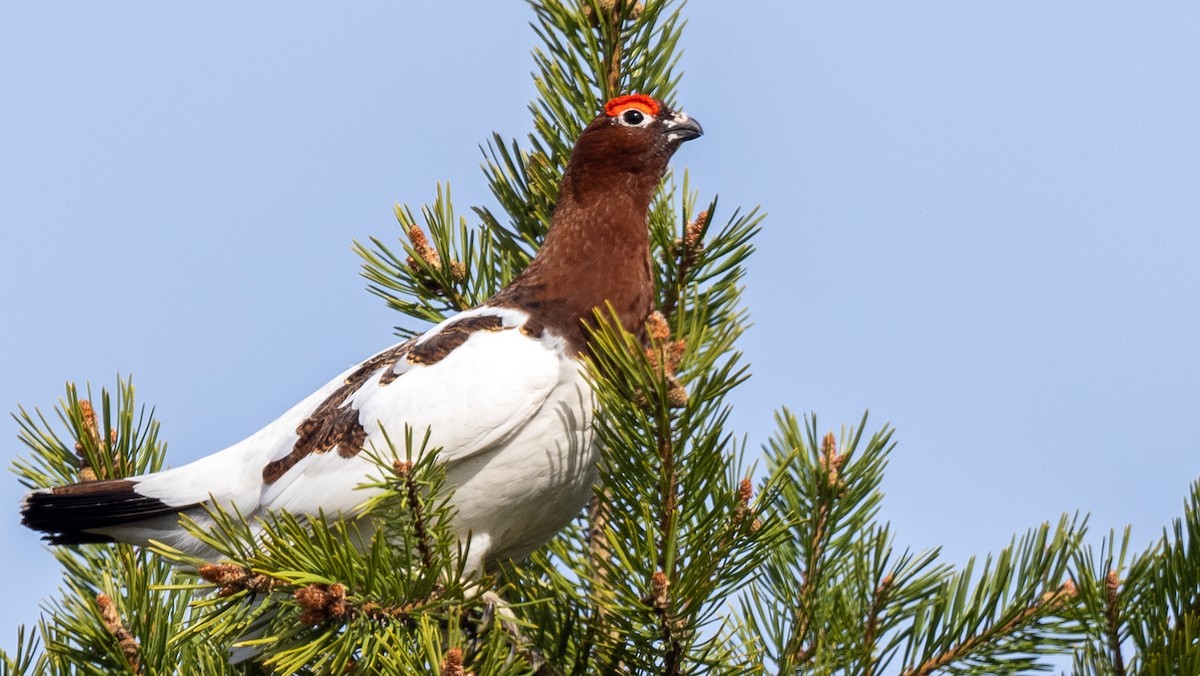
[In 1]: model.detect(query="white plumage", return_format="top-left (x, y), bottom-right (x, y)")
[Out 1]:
top-left (68, 305), bottom-right (596, 574)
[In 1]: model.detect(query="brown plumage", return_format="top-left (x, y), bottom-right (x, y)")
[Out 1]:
top-left (491, 94), bottom-right (702, 354)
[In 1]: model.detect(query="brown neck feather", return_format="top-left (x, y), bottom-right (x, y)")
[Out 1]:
top-left (491, 149), bottom-right (664, 356)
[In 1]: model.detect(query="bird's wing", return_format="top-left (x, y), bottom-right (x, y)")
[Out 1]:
top-left (134, 306), bottom-right (570, 517)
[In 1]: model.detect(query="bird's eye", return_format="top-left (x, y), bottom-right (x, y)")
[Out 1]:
top-left (620, 109), bottom-right (645, 126)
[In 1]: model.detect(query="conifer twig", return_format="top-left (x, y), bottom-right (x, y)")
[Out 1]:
top-left (644, 311), bottom-right (688, 407)
top-left (787, 432), bottom-right (844, 666)
top-left (405, 223), bottom-right (468, 310)
top-left (661, 209), bottom-right (706, 321)
top-left (862, 574), bottom-right (893, 676)
top-left (587, 0), bottom-right (643, 96)
top-left (1103, 570), bottom-right (1128, 676)
top-left (655, 424), bottom-right (681, 673)
top-left (75, 398), bottom-right (124, 480)
top-left (637, 310), bottom-right (685, 673)
top-left (76, 399), bottom-right (101, 481)
top-left (648, 569), bottom-right (681, 675)
top-left (587, 490), bottom-right (615, 636)
top-left (395, 459), bottom-right (435, 570)
top-left (901, 581), bottom-right (1077, 676)
top-left (96, 594), bottom-right (140, 673)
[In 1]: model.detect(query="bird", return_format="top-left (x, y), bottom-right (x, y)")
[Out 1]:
top-left (20, 94), bottom-right (703, 576)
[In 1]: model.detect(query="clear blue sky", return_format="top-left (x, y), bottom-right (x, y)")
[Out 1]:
top-left (2, 2), bottom-right (1198, 656)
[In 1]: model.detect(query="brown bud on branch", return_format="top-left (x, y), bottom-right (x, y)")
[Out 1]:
top-left (77, 399), bottom-right (101, 481)
top-left (197, 563), bottom-right (279, 597)
top-left (582, 0), bottom-right (644, 27)
top-left (96, 593), bottom-right (140, 672)
top-left (645, 311), bottom-right (671, 342)
top-left (406, 224), bottom-right (442, 271)
top-left (672, 209), bottom-right (707, 268)
top-left (733, 477), bottom-right (754, 527)
top-left (440, 647), bottom-right (468, 676)
top-left (650, 570), bottom-right (670, 612)
top-left (295, 583), bottom-right (348, 625)
top-left (820, 432), bottom-right (848, 493)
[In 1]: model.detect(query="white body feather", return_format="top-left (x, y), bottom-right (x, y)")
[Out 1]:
top-left (101, 306), bottom-right (597, 573)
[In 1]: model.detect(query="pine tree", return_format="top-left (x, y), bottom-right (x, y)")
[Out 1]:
top-left (5, 1), bottom-right (1198, 674)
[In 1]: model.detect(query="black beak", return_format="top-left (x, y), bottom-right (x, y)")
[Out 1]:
top-left (664, 112), bottom-right (703, 143)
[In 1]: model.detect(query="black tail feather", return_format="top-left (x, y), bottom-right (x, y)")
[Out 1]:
top-left (20, 479), bottom-right (191, 543)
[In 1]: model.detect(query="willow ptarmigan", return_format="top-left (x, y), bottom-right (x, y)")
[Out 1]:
top-left (21, 94), bottom-right (703, 574)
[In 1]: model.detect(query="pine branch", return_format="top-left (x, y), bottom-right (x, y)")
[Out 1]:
top-left (576, 297), bottom-right (775, 673)
top-left (8, 378), bottom-right (235, 675)
top-left (12, 379), bottom-right (164, 490)
top-left (0, 626), bottom-right (44, 675)
top-left (658, 201), bottom-right (710, 322)
top-left (1102, 568), bottom-right (1129, 675)
top-left (149, 431), bottom-right (485, 672)
top-left (1068, 482), bottom-right (1200, 673)
top-left (356, 186), bottom-right (491, 337)
top-left (747, 411), bottom-right (907, 672)
top-left (899, 516), bottom-right (1083, 675)
top-left (903, 583), bottom-right (1078, 676)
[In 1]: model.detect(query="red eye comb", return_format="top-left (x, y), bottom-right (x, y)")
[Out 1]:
top-left (604, 94), bottom-right (660, 118)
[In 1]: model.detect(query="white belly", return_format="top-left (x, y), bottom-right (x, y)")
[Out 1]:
top-left (445, 366), bottom-right (597, 569)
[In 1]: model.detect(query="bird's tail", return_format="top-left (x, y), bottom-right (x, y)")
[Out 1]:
top-left (21, 479), bottom-right (193, 545)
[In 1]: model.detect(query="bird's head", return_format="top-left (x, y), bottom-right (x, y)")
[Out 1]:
top-left (566, 94), bottom-right (703, 182)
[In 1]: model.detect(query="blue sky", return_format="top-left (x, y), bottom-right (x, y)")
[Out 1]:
top-left (2, 2), bottom-right (1198, 657)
